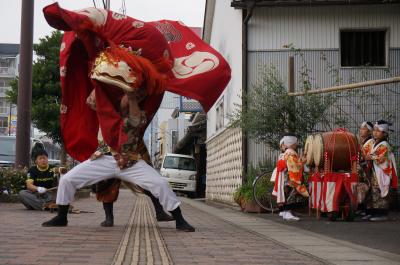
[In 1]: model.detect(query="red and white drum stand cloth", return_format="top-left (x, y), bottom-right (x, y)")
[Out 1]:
top-left (309, 171), bottom-right (358, 214)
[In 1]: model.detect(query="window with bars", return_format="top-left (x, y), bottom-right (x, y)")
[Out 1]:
top-left (171, 130), bottom-right (178, 151)
top-left (340, 30), bottom-right (387, 67)
top-left (0, 117), bottom-right (8, 128)
top-left (215, 99), bottom-right (224, 131)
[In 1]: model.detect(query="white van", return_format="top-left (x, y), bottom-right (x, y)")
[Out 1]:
top-left (160, 153), bottom-right (197, 196)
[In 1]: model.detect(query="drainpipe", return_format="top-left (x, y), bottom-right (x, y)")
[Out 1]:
top-left (241, 0), bottom-right (256, 184)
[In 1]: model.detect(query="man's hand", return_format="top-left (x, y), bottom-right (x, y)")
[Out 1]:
top-left (37, 187), bottom-right (47, 194)
top-left (86, 89), bottom-right (97, 110)
top-left (300, 154), bottom-right (307, 164)
top-left (365, 154), bottom-right (373, 161)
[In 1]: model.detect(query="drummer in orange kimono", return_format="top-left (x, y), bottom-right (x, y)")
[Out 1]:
top-left (273, 134), bottom-right (309, 221)
top-left (362, 120), bottom-right (398, 221)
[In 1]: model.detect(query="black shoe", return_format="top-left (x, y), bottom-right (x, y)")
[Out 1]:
top-left (101, 202), bottom-right (114, 227)
top-left (169, 206), bottom-right (195, 232)
top-left (42, 205), bottom-right (69, 227)
top-left (156, 211), bottom-right (175, 222)
top-left (176, 220), bottom-right (195, 232)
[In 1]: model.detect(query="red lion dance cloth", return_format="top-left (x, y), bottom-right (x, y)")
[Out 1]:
top-left (43, 3), bottom-right (231, 161)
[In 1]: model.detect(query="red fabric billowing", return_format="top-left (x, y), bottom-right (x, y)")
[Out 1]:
top-left (43, 3), bottom-right (231, 161)
top-left (149, 20), bottom-right (231, 111)
top-left (59, 32), bottom-right (99, 161)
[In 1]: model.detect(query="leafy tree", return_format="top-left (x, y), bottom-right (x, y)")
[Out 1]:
top-left (229, 65), bottom-right (338, 150)
top-left (7, 31), bottom-right (63, 144)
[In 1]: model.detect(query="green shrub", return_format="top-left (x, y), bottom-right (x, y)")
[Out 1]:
top-left (234, 161), bottom-right (274, 204)
top-left (0, 167), bottom-right (27, 194)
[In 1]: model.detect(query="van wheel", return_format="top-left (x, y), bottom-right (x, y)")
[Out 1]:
top-left (187, 192), bottom-right (197, 198)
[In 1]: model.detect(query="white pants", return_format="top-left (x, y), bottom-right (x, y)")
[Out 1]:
top-left (56, 156), bottom-right (181, 211)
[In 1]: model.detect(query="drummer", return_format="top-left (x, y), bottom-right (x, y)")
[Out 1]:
top-left (357, 121), bottom-right (374, 216)
top-left (363, 120), bottom-right (398, 221)
top-left (359, 121), bottom-right (374, 146)
top-left (272, 134), bottom-right (309, 221)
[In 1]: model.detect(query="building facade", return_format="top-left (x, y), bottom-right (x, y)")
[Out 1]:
top-left (203, 0), bottom-right (243, 204)
top-left (204, 0), bottom-right (400, 204)
top-left (0, 44), bottom-right (19, 136)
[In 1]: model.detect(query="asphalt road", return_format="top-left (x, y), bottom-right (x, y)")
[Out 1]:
top-left (260, 210), bottom-right (400, 255)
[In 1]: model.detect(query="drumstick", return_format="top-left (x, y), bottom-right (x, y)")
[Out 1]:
top-left (47, 186), bottom-right (58, 191)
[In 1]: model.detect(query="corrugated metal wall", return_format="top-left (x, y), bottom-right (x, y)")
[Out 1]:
top-left (247, 49), bottom-right (400, 166)
top-left (246, 4), bottom-right (400, 167)
top-left (248, 5), bottom-right (400, 50)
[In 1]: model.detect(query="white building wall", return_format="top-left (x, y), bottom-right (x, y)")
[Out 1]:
top-left (206, 0), bottom-right (243, 139)
top-left (205, 0), bottom-right (243, 204)
top-left (249, 5), bottom-right (400, 50)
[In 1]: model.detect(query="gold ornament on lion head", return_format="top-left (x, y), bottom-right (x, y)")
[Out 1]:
top-left (91, 46), bottom-right (141, 92)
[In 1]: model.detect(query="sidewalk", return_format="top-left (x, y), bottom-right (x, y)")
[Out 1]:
top-left (1, 190), bottom-right (399, 265)
top-left (173, 198), bottom-right (400, 265)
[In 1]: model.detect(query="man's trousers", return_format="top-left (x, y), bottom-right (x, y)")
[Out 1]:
top-left (56, 156), bottom-right (181, 211)
top-left (19, 190), bottom-right (53, 210)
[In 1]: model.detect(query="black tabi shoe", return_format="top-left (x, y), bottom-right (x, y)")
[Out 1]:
top-left (144, 190), bottom-right (174, 222)
top-left (170, 207), bottom-right (195, 232)
top-left (156, 211), bottom-right (175, 222)
top-left (42, 205), bottom-right (69, 227)
top-left (101, 202), bottom-right (114, 227)
top-left (175, 220), bottom-right (195, 232)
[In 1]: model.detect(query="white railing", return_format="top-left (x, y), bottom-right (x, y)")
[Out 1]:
top-left (0, 86), bottom-right (11, 94)
top-left (0, 107), bottom-right (9, 114)
top-left (0, 67), bottom-right (16, 76)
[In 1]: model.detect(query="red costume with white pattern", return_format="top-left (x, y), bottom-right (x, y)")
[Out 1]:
top-left (43, 3), bottom-right (231, 162)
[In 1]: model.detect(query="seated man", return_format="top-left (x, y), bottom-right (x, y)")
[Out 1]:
top-left (19, 144), bottom-right (57, 210)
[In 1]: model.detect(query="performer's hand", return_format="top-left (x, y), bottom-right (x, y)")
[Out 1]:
top-left (37, 187), bottom-right (47, 194)
top-left (59, 167), bottom-right (68, 175)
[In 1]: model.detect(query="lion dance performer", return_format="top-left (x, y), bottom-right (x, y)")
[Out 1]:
top-left (87, 89), bottom-right (174, 227)
top-left (41, 3), bottom-right (231, 232)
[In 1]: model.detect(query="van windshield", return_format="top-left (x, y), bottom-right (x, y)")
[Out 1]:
top-left (163, 156), bottom-right (196, 171)
top-left (0, 138), bottom-right (16, 162)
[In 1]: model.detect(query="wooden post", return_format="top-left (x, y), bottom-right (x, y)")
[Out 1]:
top-left (288, 56), bottom-right (295, 93)
top-left (289, 76), bottom-right (400, 96)
top-left (288, 56), bottom-right (295, 132)
top-left (15, 0), bottom-right (34, 168)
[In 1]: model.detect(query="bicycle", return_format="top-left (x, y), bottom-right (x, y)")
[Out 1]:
top-left (252, 170), bottom-right (279, 214)
top-left (253, 169), bottom-right (302, 214)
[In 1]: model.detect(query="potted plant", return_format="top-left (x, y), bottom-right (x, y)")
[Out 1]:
top-left (234, 163), bottom-right (273, 213)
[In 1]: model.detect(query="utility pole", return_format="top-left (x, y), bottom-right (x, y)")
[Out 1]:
top-left (15, 0), bottom-right (34, 168)
top-left (106, 0), bottom-right (111, 10)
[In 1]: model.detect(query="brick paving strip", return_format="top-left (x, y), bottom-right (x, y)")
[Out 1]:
top-left (162, 198), bottom-right (400, 265)
top-left (112, 194), bottom-right (172, 265)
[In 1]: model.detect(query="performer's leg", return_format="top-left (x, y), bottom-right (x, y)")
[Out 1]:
top-left (96, 179), bottom-right (120, 227)
top-left (143, 190), bottom-right (174, 222)
top-left (118, 160), bottom-right (194, 232)
top-left (101, 202), bottom-right (114, 227)
top-left (42, 156), bottom-right (117, 227)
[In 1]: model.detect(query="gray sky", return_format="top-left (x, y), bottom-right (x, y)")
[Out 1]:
top-left (0, 0), bottom-right (206, 44)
